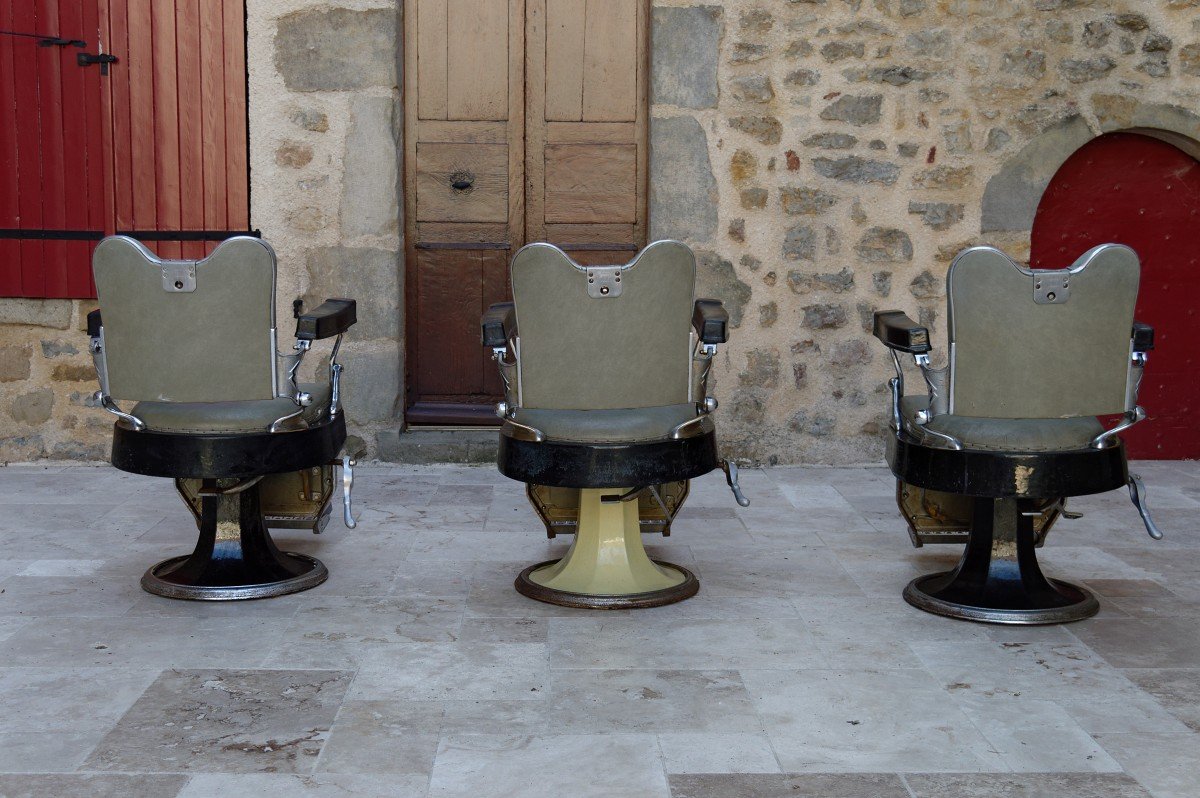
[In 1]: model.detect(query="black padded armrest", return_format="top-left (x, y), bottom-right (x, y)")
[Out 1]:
top-left (1132, 321), bottom-right (1154, 352)
top-left (692, 299), bottom-right (728, 344)
top-left (296, 298), bottom-right (357, 341)
top-left (482, 302), bottom-right (516, 348)
top-left (87, 308), bottom-right (102, 337)
top-left (873, 310), bottom-right (931, 354)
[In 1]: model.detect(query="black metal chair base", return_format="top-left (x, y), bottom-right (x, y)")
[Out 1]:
top-left (142, 551), bottom-right (327, 601)
top-left (141, 477), bottom-right (327, 601)
top-left (903, 496), bottom-right (1099, 625)
top-left (498, 427), bottom-right (719, 488)
top-left (904, 573), bottom-right (1098, 625)
top-left (514, 560), bottom-right (699, 609)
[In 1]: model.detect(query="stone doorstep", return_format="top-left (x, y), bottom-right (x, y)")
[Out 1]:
top-left (376, 428), bottom-right (499, 465)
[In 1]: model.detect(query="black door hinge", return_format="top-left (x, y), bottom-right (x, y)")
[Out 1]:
top-left (77, 51), bottom-right (117, 76)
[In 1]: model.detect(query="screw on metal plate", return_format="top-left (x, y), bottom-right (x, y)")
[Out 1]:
top-left (1032, 270), bottom-right (1069, 304)
top-left (586, 266), bottom-right (623, 298)
top-left (161, 262), bottom-right (197, 293)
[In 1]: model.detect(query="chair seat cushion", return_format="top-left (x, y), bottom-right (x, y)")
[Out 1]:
top-left (513, 404), bottom-right (699, 443)
top-left (901, 396), bottom-right (1105, 452)
top-left (131, 383), bottom-right (332, 434)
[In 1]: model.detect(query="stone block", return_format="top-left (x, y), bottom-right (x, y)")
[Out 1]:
top-left (650, 116), bottom-right (717, 243)
top-left (812, 156), bottom-right (898, 185)
top-left (783, 225), bottom-right (817, 261)
top-left (376, 429), bottom-right (498, 464)
top-left (0, 346), bottom-right (32, 382)
top-left (305, 247), bottom-right (401, 342)
top-left (275, 8), bottom-right (397, 92)
top-left (338, 348), bottom-right (401, 425)
top-left (341, 95), bottom-right (399, 238)
top-left (819, 95), bottom-right (882, 126)
top-left (651, 7), bottom-right (721, 109)
top-left (0, 299), bottom-right (71, 329)
top-left (981, 115), bottom-right (1093, 232)
top-left (781, 187), bottom-right (838, 216)
top-left (10, 389), bottom-right (54, 425)
top-left (730, 75), bottom-right (773, 104)
top-left (855, 228), bottom-right (913, 262)
top-left (728, 116), bottom-right (782, 145)
top-left (695, 251), bottom-right (750, 327)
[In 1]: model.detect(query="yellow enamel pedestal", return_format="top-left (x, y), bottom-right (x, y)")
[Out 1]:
top-left (516, 488), bottom-right (698, 608)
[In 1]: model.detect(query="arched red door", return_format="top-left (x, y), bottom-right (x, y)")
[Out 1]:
top-left (1031, 131), bottom-right (1200, 459)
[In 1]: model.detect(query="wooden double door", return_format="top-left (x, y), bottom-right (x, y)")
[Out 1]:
top-left (404, 0), bottom-right (649, 424)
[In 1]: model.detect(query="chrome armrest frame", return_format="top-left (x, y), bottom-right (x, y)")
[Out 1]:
top-left (1090, 405), bottom-right (1146, 449)
top-left (268, 338), bottom-right (318, 432)
top-left (692, 340), bottom-right (718, 412)
top-left (329, 333), bottom-right (345, 419)
top-left (491, 339), bottom-right (520, 419)
top-left (90, 332), bottom-right (146, 431)
top-left (502, 418), bottom-right (545, 442)
top-left (888, 348), bottom-right (962, 451)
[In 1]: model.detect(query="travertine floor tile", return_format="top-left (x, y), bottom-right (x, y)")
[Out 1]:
top-left (428, 734), bottom-right (669, 798)
top-left (84, 669), bottom-right (353, 773)
top-left (668, 772), bottom-right (910, 798)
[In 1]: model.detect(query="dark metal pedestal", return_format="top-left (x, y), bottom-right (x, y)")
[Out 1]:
top-left (142, 478), bottom-right (327, 601)
top-left (904, 497), bottom-right (1098, 625)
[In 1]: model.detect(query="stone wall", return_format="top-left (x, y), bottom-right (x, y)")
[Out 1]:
top-left (649, 0), bottom-right (1200, 465)
top-left (2, 0), bottom-right (1199, 465)
top-left (248, 0), bottom-right (403, 459)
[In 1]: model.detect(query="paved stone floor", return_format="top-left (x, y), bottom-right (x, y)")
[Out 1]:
top-left (0, 461), bottom-right (1198, 797)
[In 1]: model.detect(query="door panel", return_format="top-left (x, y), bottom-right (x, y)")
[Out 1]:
top-left (415, 143), bottom-right (510, 223)
top-left (404, 0), bottom-right (646, 424)
top-left (1030, 132), bottom-right (1200, 459)
top-left (526, 0), bottom-right (646, 250)
top-left (544, 143), bottom-right (637, 223)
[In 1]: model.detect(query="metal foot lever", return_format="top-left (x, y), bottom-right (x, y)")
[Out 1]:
top-left (722, 460), bottom-right (750, 507)
top-left (341, 456), bottom-right (358, 529)
top-left (1127, 473), bottom-right (1163, 540)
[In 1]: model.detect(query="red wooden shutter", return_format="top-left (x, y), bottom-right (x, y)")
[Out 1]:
top-left (0, 0), bottom-right (250, 299)
top-left (103, 0), bottom-right (250, 261)
top-left (0, 0), bottom-right (107, 298)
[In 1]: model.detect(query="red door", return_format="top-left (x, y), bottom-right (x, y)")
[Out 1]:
top-left (1031, 131), bottom-right (1200, 459)
top-left (0, 0), bottom-right (107, 298)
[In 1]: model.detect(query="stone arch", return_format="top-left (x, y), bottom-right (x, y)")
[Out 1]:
top-left (981, 101), bottom-right (1200, 234)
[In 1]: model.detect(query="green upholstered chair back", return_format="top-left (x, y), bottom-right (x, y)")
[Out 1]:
top-left (93, 235), bottom-right (278, 403)
top-left (947, 244), bottom-right (1139, 419)
top-left (510, 241), bottom-right (696, 410)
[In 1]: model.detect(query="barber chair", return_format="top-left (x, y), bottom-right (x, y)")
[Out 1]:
top-left (873, 244), bottom-right (1161, 624)
top-left (482, 241), bottom-right (749, 609)
top-left (88, 235), bottom-right (358, 600)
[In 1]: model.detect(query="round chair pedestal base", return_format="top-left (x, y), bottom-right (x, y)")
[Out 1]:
top-left (904, 573), bottom-right (1098, 625)
top-left (142, 552), bottom-right (328, 601)
top-left (140, 477), bottom-right (328, 602)
top-left (513, 486), bottom-right (699, 609)
top-left (903, 495), bottom-right (1100, 625)
top-left (516, 559), bottom-right (698, 609)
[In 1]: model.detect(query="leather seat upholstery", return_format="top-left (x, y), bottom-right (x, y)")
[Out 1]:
top-left (132, 383), bottom-right (333, 434)
top-left (900, 396), bottom-right (1104, 452)
top-left (513, 404), bottom-right (699, 444)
